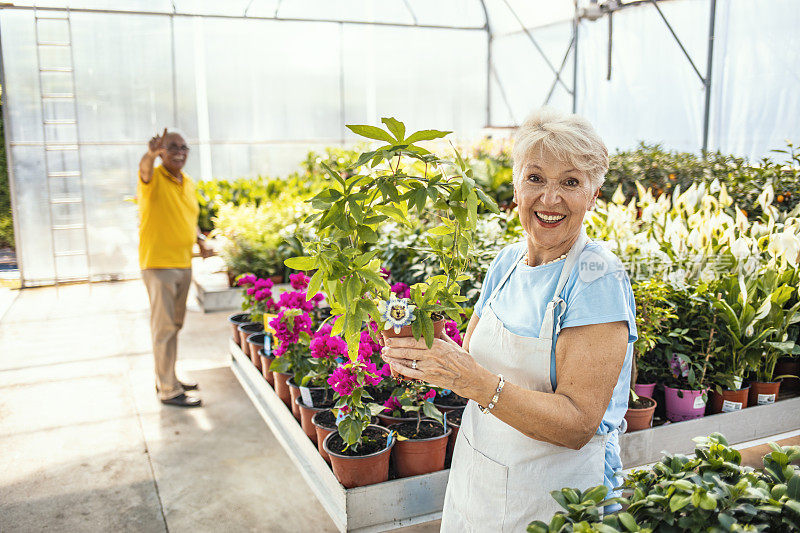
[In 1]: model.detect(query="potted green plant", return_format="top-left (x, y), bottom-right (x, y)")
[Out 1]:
top-left (631, 278), bottom-right (678, 397)
top-left (285, 117), bottom-right (498, 355)
top-left (323, 359), bottom-right (393, 488)
top-left (657, 285), bottom-right (733, 421)
top-left (624, 389), bottom-right (656, 431)
top-left (711, 270), bottom-right (779, 412)
top-left (750, 266), bottom-right (800, 405)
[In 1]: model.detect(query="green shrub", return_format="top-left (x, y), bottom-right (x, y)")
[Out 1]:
top-left (0, 105), bottom-right (14, 249)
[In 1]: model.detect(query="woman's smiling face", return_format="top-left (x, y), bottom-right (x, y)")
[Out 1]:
top-left (515, 151), bottom-right (599, 257)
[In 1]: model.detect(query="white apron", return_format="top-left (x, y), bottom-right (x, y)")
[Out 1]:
top-left (441, 230), bottom-right (611, 532)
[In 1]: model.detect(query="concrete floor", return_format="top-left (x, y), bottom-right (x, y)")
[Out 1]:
top-left (0, 281), bottom-right (439, 532)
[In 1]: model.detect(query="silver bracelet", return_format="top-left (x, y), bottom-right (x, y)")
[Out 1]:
top-left (479, 374), bottom-right (505, 414)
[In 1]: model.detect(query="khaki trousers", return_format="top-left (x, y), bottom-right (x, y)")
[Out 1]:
top-left (142, 268), bottom-right (192, 400)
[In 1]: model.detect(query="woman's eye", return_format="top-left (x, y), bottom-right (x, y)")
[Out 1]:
top-left (565, 178), bottom-right (579, 187)
top-left (528, 174), bottom-right (541, 183)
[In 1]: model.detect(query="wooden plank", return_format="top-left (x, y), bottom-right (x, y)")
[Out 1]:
top-left (620, 396), bottom-right (800, 467)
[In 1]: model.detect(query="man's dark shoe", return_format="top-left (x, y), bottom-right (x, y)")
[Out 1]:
top-left (156, 381), bottom-right (199, 393)
top-left (160, 393), bottom-right (202, 408)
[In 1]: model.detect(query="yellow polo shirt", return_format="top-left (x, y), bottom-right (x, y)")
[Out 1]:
top-left (137, 165), bottom-right (199, 270)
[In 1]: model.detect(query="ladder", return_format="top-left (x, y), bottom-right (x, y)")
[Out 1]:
top-left (34, 7), bottom-right (91, 284)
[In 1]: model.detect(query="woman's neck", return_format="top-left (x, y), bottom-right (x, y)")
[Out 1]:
top-left (526, 233), bottom-right (579, 267)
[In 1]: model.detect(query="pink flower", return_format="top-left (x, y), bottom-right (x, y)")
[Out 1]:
top-left (362, 360), bottom-right (383, 387)
top-left (237, 274), bottom-right (256, 286)
top-left (380, 267), bottom-right (391, 280)
top-left (310, 331), bottom-right (348, 359)
top-left (269, 310), bottom-right (313, 345)
top-left (445, 320), bottom-right (462, 346)
top-left (424, 389), bottom-right (436, 400)
top-left (328, 366), bottom-right (358, 396)
top-left (378, 363), bottom-right (392, 377)
top-left (383, 396), bottom-right (401, 413)
top-left (312, 292), bottom-right (325, 303)
top-left (391, 282), bottom-right (411, 299)
top-left (273, 345), bottom-right (287, 357)
top-left (278, 291), bottom-right (315, 312)
top-left (254, 278), bottom-right (274, 290)
top-left (246, 287), bottom-right (256, 296)
top-left (254, 288), bottom-right (272, 301)
top-left (317, 323), bottom-right (333, 336)
top-left (290, 273), bottom-right (310, 290)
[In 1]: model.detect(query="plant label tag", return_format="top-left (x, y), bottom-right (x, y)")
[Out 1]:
top-left (299, 386), bottom-right (313, 406)
top-left (757, 393), bottom-right (776, 405)
top-left (693, 396), bottom-right (706, 409)
top-left (387, 430), bottom-right (395, 447)
top-left (721, 400), bottom-right (742, 412)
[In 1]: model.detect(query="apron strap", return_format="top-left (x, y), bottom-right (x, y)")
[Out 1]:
top-left (538, 228), bottom-right (590, 340)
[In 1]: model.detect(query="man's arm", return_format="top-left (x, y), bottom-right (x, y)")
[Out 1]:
top-left (139, 128), bottom-right (167, 184)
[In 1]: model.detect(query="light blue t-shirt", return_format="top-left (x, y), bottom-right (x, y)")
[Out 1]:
top-left (474, 239), bottom-right (637, 496)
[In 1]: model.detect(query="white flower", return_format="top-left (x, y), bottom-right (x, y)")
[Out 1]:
top-left (378, 294), bottom-right (417, 333)
top-left (768, 229), bottom-right (800, 267)
top-left (730, 237), bottom-right (752, 261)
top-left (667, 269), bottom-right (688, 289)
top-left (612, 185), bottom-right (626, 205)
top-left (757, 182), bottom-right (775, 213)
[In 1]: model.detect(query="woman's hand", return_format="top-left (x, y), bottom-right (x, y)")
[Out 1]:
top-left (381, 332), bottom-right (484, 397)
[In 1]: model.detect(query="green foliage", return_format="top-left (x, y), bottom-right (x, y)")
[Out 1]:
top-left (291, 117), bottom-right (498, 355)
top-left (528, 433), bottom-right (800, 532)
top-left (0, 106), bottom-right (13, 248)
top-left (631, 279), bottom-right (678, 384)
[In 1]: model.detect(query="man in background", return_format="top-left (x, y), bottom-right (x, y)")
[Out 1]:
top-left (138, 128), bottom-right (210, 407)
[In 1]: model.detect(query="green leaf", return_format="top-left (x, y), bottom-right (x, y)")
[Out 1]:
top-left (307, 269), bottom-right (324, 300)
top-left (582, 485), bottom-right (609, 504)
top-left (284, 256), bottom-right (316, 270)
top-left (405, 129), bottom-right (451, 144)
top-left (670, 494), bottom-right (691, 512)
top-left (346, 124), bottom-right (395, 143)
top-left (320, 162), bottom-right (345, 186)
top-left (381, 117), bottom-right (405, 141)
top-left (428, 225), bottom-right (454, 236)
top-left (617, 512), bottom-right (638, 532)
top-left (337, 417), bottom-right (363, 446)
top-left (421, 401), bottom-right (444, 425)
top-left (357, 225), bottom-right (379, 244)
top-left (788, 474), bottom-right (800, 499)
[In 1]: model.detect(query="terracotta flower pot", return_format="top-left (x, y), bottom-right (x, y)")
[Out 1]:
top-left (258, 349), bottom-right (274, 386)
top-left (775, 358), bottom-right (800, 391)
top-left (273, 371), bottom-right (293, 410)
top-left (634, 383), bottom-right (656, 398)
top-left (376, 412), bottom-right (417, 427)
top-left (270, 274), bottom-right (284, 284)
top-left (389, 420), bottom-right (451, 478)
top-left (237, 322), bottom-right (263, 356)
top-left (624, 396), bottom-right (656, 432)
top-left (286, 378), bottom-right (302, 421)
top-left (246, 333), bottom-right (267, 371)
top-left (382, 318), bottom-right (446, 341)
top-left (324, 425), bottom-right (394, 488)
top-left (312, 410), bottom-right (337, 463)
top-left (708, 386), bottom-right (750, 414)
top-left (747, 381), bottom-right (782, 407)
top-left (296, 398), bottom-right (333, 445)
top-left (227, 313), bottom-right (250, 345)
top-left (663, 386), bottom-right (707, 422)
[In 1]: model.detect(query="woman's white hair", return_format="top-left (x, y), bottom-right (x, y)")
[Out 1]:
top-left (512, 107), bottom-right (609, 190)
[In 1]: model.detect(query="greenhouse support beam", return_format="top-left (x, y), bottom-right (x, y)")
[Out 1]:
top-left (2, 5), bottom-right (484, 32)
top-left (702, 0), bottom-right (717, 153)
top-left (572, 1), bottom-right (579, 113)
top-left (649, 0), bottom-right (705, 84)
top-left (477, 0), bottom-right (491, 127)
top-left (499, 0), bottom-right (571, 94)
top-left (544, 35), bottom-right (576, 105)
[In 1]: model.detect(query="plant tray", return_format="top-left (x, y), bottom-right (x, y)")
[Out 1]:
top-left (229, 338), bottom-right (448, 532)
top-left (231, 338), bottom-right (800, 529)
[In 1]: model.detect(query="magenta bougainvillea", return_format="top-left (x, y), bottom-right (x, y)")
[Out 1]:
top-left (445, 320), bottom-right (462, 346)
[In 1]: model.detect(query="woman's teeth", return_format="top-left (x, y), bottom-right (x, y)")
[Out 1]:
top-left (535, 212), bottom-right (566, 223)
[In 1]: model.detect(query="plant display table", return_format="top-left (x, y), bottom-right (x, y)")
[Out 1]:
top-left (230, 338), bottom-right (800, 531)
top-left (229, 338), bottom-right (448, 532)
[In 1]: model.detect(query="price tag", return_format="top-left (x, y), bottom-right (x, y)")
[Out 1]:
top-left (263, 313), bottom-right (278, 334)
top-left (757, 393), bottom-right (775, 405)
top-left (299, 386), bottom-right (313, 407)
top-left (387, 430), bottom-right (396, 447)
top-left (693, 395), bottom-right (706, 409)
top-left (721, 400), bottom-right (742, 412)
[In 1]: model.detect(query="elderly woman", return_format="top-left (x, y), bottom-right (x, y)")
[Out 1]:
top-left (381, 107), bottom-right (636, 531)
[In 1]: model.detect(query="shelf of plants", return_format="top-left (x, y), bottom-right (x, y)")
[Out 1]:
top-left (229, 338), bottom-right (449, 533)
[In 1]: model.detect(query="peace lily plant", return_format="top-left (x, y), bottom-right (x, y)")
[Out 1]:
top-left (286, 117), bottom-right (498, 356)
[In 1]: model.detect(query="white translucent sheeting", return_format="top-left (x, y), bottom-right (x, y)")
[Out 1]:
top-left (403, 0), bottom-right (486, 28)
top-left (483, 0), bottom-right (575, 36)
top-left (70, 12), bottom-right (175, 143)
top-left (577, 0), bottom-right (708, 152)
top-left (710, 0), bottom-right (800, 159)
top-left (341, 25), bottom-right (487, 137)
top-left (2, 10), bottom-right (44, 142)
top-left (268, 0), bottom-right (414, 24)
top-left (490, 21), bottom-right (574, 125)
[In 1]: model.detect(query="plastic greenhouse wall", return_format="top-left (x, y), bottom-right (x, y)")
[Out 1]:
top-left (1, 0), bottom-right (798, 285)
